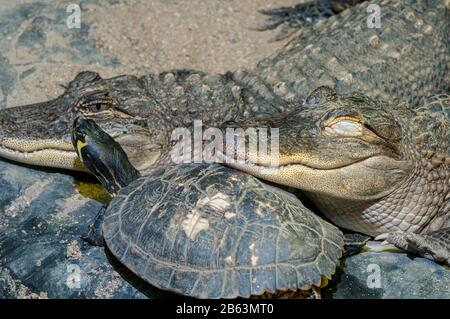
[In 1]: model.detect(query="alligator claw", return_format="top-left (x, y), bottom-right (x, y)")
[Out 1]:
top-left (376, 229), bottom-right (450, 266)
top-left (374, 233), bottom-right (390, 241)
top-left (257, 0), bottom-right (335, 40)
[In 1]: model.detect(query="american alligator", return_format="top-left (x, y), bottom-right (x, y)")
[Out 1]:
top-left (0, 0), bottom-right (449, 267)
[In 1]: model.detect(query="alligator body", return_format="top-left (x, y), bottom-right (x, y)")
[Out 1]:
top-left (0, 0), bottom-right (449, 264)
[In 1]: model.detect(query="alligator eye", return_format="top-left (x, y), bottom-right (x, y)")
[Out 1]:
top-left (91, 103), bottom-right (109, 112)
top-left (324, 119), bottom-right (363, 137)
top-left (76, 97), bottom-right (116, 114)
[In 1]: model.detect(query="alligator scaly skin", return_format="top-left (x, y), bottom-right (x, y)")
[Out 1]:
top-left (50, 0), bottom-right (449, 239)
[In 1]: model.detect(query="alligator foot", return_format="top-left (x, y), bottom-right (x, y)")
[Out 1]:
top-left (258, 0), bottom-right (363, 40)
top-left (258, 0), bottom-right (335, 40)
top-left (376, 228), bottom-right (450, 266)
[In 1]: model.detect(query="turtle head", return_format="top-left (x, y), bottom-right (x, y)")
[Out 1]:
top-left (72, 117), bottom-right (141, 195)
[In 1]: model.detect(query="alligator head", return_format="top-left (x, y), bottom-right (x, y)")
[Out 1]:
top-left (0, 71), bottom-right (162, 172)
top-left (225, 86), bottom-right (450, 235)
top-left (225, 86), bottom-right (408, 200)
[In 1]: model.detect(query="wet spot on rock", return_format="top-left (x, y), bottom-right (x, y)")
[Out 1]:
top-left (74, 177), bottom-right (111, 204)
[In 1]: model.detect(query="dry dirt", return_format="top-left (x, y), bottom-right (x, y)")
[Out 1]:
top-left (1, 0), bottom-right (299, 107)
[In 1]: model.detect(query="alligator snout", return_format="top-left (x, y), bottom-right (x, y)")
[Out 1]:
top-left (0, 97), bottom-right (85, 171)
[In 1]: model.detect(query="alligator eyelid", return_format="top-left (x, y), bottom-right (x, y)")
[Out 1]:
top-left (362, 122), bottom-right (389, 142)
top-left (113, 105), bottom-right (133, 116)
top-left (76, 97), bottom-right (113, 108)
top-left (329, 120), bottom-right (362, 135)
top-left (322, 115), bottom-right (362, 128)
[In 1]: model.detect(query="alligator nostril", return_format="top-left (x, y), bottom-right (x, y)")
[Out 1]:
top-left (68, 71), bottom-right (102, 91)
top-left (305, 86), bottom-right (337, 105)
top-left (305, 95), bottom-right (320, 105)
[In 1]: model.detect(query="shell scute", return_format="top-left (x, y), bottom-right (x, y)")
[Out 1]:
top-left (103, 163), bottom-right (343, 298)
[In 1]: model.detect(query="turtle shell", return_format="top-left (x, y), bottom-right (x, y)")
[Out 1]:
top-left (102, 163), bottom-right (343, 298)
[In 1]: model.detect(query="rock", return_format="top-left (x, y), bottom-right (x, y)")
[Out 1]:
top-left (323, 242), bottom-right (450, 299)
top-left (0, 159), bottom-right (175, 299)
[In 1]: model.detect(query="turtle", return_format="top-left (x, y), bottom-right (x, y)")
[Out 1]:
top-left (71, 116), bottom-right (344, 299)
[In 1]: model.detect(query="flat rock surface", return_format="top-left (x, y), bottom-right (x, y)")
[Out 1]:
top-left (324, 246), bottom-right (450, 299)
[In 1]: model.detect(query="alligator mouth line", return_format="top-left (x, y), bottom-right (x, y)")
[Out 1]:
top-left (0, 141), bottom-right (85, 171)
top-left (224, 152), bottom-right (405, 201)
top-left (222, 152), bottom-right (387, 172)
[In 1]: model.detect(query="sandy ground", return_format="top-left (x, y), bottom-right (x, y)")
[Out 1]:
top-left (0, 0), bottom-right (299, 107)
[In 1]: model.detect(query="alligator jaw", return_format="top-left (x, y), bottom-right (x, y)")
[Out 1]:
top-left (0, 97), bottom-right (86, 171)
top-left (227, 155), bottom-right (407, 201)
top-left (0, 139), bottom-right (84, 171)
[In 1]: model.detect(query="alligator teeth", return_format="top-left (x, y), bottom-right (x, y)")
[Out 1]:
top-left (374, 233), bottom-right (389, 241)
top-left (365, 241), bottom-right (401, 253)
